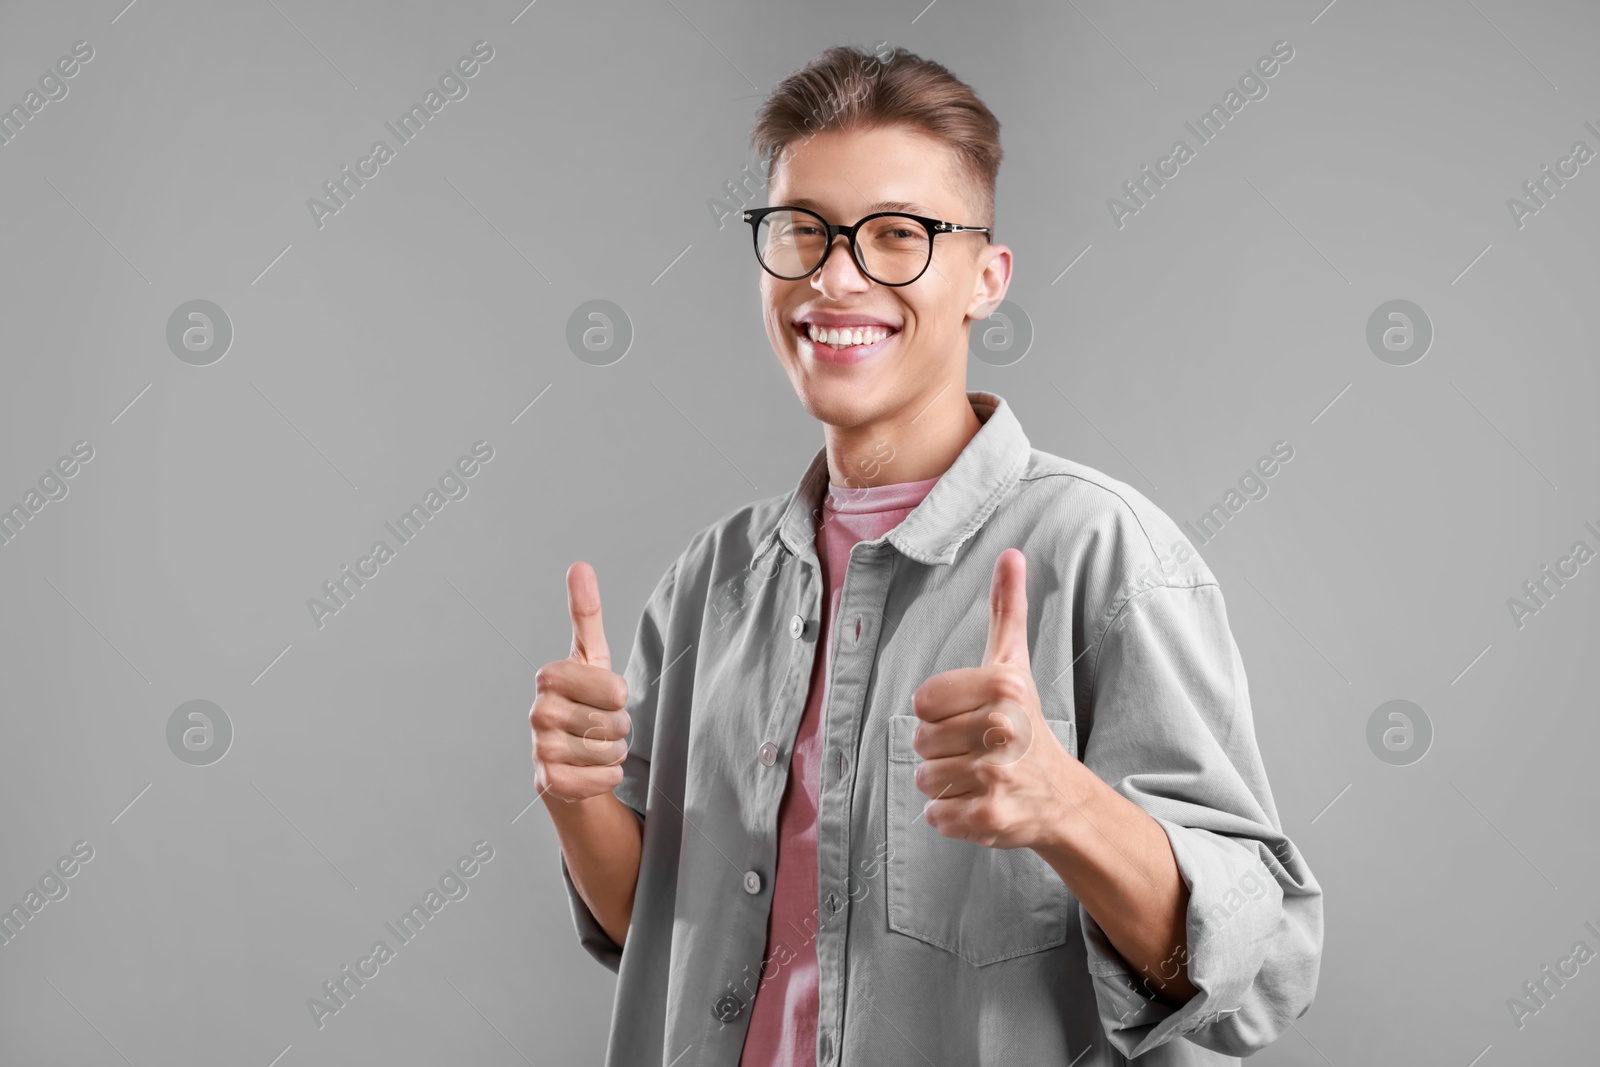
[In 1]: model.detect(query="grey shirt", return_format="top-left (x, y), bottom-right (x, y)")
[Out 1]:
top-left (559, 390), bottom-right (1323, 1066)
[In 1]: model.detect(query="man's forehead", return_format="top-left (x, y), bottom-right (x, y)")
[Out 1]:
top-left (783, 196), bottom-right (938, 216)
top-left (768, 131), bottom-right (969, 215)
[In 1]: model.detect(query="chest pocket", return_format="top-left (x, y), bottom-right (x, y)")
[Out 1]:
top-left (885, 713), bottom-right (1078, 966)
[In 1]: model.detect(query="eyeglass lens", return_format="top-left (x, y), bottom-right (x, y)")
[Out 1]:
top-left (755, 210), bottom-right (931, 285)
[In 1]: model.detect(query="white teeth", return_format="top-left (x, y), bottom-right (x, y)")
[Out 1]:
top-left (803, 324), bottom-right (892, 349)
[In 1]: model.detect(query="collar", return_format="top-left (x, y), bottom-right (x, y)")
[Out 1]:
top-left (756, 390), bottom-right (1031, 567)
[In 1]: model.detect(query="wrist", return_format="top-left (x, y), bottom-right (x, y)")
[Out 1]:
top-left (1030, 749), bottom-right (1100, 858)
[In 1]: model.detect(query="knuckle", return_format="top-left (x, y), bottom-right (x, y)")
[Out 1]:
top-left (992, 669), bottom-right (1028, 706)
top-left (534, 661), bottom-right (560, 691)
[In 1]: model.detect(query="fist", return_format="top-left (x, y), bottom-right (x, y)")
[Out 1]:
top-left (909, 548), bottom-right (1073, 850)
top-left (530, 561), bottom-right (632, 803)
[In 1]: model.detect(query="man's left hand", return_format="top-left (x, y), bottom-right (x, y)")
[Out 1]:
top-left (910, 547), bottom-right (1078, 850)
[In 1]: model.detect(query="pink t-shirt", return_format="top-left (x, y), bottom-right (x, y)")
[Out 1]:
top-left (737, 472), bottom-right (941, 1066)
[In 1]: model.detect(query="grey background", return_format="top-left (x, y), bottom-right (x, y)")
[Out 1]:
top-left (1, 0), bottom-right (1596, 1064)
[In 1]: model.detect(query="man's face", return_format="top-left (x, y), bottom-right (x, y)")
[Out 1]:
top-left (759, 124), bottom-right (1010, 431)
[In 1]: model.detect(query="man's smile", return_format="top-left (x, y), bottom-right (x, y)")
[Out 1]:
top-left (792, 310), bottom-right (902, 364)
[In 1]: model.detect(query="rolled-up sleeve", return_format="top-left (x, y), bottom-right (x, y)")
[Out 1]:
top-left (1077, 580), bottom-right (1324, 1058)
top-left (558, 556), bottom-right (679, 972)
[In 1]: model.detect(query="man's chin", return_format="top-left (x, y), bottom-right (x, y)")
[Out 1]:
top-left (794, 379), bottom-right (893, 431)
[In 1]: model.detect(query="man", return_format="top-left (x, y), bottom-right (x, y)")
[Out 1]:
top-left (532, 44), bottom-right (1322, 1066)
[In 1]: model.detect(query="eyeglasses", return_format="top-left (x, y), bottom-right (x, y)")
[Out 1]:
top-left (743, 206), bottom-right (992, 287)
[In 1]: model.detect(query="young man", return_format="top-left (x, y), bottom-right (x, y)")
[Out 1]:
top-left (533, 45), bottom-right (1322, 1066)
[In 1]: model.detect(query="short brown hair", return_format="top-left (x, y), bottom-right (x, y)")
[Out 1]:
top-left (749, 45), bottom-right (1002, 226)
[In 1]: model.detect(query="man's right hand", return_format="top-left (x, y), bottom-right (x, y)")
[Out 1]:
top-left (531, 561), bottom-right (632, 803)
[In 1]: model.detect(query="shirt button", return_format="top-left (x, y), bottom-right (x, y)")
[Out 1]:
top-left (789, 614), bottom-right (805, 638)
top-left (759, 742), bottom-right (778, 767)
top-left (743, 870), bottom-right (762, 894)
top-left (712, 993), bottom-right (744, 1023)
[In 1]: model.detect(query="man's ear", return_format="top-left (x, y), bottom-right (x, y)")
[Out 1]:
top-left (966, 242), bottom-right (1013, 322)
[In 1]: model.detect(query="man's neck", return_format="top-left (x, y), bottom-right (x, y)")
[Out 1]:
top-left (822, 384), bottom-right (984, 491)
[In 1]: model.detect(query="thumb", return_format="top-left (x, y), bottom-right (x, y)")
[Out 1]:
top-left (981, 548), bottom-right (1031, 669)
top-left (566, 561), bottom-right (612, 671)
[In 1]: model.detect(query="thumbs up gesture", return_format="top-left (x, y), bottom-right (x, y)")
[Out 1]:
top-left (529, 561), bottom-right (633, 803)
top-left (910, 548), bottom-right (1075, 850)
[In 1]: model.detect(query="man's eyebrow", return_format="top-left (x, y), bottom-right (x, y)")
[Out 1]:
top-left (785, 197), bottom-right (933, 216)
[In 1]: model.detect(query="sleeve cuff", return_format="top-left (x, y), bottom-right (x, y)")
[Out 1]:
top-left (1081, 816), bottom-right (1282, 1057)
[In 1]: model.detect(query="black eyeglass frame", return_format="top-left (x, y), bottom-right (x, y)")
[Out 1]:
top-left (742, 205), bottom-right (993, 287)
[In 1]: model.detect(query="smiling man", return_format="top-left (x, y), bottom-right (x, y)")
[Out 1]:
top-left (534, 45), bottom-right (1322, 1066)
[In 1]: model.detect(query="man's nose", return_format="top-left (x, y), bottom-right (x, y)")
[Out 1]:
top-left (812, 234), bottom-right (872, 298)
